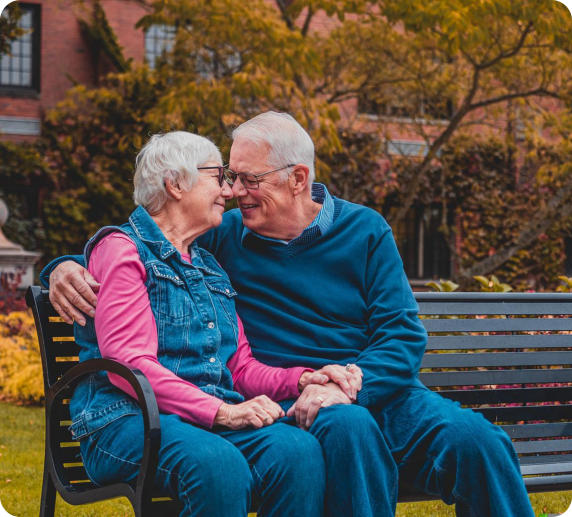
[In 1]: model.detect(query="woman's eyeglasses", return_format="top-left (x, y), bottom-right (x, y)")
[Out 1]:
top-left (197, 166), bottom-right (227, 187)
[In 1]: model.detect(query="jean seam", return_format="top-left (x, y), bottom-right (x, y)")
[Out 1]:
top-left (93, 442), bottom-right (172, 479)
top-left (250, 463), bottom-right (266, 505)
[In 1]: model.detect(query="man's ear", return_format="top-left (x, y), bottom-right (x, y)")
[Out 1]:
top-left (164, 179), bottom-right (183, 200)
top-left (289, 164), bottom-right (310, 195)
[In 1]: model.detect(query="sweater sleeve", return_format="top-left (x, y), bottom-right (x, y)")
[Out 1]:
top-left (227, 315), bottom-right (311, 400)
top-left (89, 233), bottom-right (223, 428)
top-left (355, 227), bottom-right (427, 408)
top-left (40, 254), bottom-right (85, 288)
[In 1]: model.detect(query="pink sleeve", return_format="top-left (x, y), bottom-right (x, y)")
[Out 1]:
top-left (89, 233), bottom-right (223, 428)
top-left (227, 315), bottom-right (312, 400)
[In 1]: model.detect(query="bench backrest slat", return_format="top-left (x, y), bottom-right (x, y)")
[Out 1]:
top-left (421, 350), bottom-right (572, 368)
top-left (420, 367), bottom-right (572, 386)
top-left (422, 317), bottom-right (572, 332)
top-left (438, 386), bottom-right (572, 405)
top-left (426, 334), bottom-right (572, 349)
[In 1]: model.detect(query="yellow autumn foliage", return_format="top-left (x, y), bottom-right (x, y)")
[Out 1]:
top-left (0, 310), bottom-right (44, 404)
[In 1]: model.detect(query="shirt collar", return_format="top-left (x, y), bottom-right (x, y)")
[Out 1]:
top-left (241, 183), bottom-right (334, 246)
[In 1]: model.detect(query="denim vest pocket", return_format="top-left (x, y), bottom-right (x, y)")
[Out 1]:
top-left (204, 278), bottom-right (239, 336)
top-left (150, 263), bottom-right (192, 322)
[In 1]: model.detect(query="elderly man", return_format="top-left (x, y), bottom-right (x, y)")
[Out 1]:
top-left (44, 111), bottom-right (534, 517)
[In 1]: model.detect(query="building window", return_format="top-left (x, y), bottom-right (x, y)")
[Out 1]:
top-left (398, 205), bottom-right (451, 281)
top-left (359, 94), bottom-right (453, 122)
top-left (0, 4), bottom-right (41, 92)
top-left (144, 24), bottom-right (176, 69)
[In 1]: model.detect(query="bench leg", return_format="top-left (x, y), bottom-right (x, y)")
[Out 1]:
top-left (39, 468), bottom-right (56, 517)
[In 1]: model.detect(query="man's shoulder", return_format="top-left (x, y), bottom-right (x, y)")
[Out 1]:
top-left (333, 196), bottom-right (391, 234)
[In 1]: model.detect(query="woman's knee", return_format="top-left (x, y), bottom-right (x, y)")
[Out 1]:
top-left (177, 436), bottom-right (252, 495)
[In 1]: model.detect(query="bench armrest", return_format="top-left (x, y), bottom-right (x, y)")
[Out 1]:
top-left (47, 358), bottom-right (160, 509)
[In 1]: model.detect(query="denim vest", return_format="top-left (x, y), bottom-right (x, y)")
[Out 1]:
top-left (70, 206), bottom-right (244, 440)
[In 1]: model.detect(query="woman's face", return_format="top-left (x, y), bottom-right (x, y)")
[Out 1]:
top-left (179, 161), bottom-right (233, 232)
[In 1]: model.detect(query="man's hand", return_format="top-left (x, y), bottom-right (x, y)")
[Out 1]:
top-left (49, 261), bottom-right (100, 326)
top-left (214, 395), bottom-right (285, 430)
top-left (287, 383), bottom-right (352, 430)
top-left (298, 364), bottom-right (362, 401)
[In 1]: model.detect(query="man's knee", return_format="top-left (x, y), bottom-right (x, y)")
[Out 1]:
top-left (438, 410), bottom-right (516, 465)
top-left (311, 404), bottom-right (378, 439)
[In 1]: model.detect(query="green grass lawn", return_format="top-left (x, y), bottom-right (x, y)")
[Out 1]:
top-left (0, 401), bottom-right (570, 516)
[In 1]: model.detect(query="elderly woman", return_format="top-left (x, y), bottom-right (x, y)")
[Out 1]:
top-left (70, 131), bottom-right (359, 517)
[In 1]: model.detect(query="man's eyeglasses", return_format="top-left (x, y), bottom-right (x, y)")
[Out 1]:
top-left (197, 166), bottom-right (226, 187)
top-left (224, 164), bottom-right (296, 190)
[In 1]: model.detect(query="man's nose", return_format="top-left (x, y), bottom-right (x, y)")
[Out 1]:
top-left (232, 179), bottom-right (247, 196)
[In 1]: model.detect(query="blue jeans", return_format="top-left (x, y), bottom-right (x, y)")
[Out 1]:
top-left (304, 387), bottom-right (533, 517)
top-left (79, 412), bottom-right (325, 517)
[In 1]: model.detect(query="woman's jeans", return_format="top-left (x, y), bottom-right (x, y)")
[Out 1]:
top-left (79, 412), bottom-right (325, 517)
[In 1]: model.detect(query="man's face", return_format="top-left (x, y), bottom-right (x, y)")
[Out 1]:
top-left (228, 137), bottom-right (295, 239)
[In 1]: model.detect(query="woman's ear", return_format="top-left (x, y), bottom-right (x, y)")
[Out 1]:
top-left (164, 179), bottom-right (183, 200)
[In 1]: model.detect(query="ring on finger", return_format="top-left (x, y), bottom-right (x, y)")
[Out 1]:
top-left (345, 363), bottom-right (355, 372)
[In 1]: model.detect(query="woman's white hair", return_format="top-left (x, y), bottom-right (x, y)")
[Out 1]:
top-left (232, 111), bottom-right (315, 183)
top-left (133, 131), bottom-right (222, 213)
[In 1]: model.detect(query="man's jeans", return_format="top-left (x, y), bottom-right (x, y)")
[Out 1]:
top-left (305, 387), bottom-right (535, 517)
top-left (79, 412), bottom-right (325, 517)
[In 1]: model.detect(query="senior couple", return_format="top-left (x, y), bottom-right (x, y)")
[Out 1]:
top-left (44, 111), bottom-right (534, 517)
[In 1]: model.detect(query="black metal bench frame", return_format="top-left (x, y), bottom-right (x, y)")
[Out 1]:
top-left (26, 286), bottom-right (181, 517)
top-left (26, 287), bottom-right (572, 514)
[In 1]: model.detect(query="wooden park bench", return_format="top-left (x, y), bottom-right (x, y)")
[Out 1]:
top-left (26, 286), bottom-right (572, 515)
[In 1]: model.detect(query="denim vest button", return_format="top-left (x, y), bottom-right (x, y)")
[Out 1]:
top-left (207, 321), bottom-right (215, 329)
top-left (209, 357), bottom-right (216, 363)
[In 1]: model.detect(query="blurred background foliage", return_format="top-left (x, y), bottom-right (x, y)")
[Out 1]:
top-left (0, 0), bottom-right (571, 290)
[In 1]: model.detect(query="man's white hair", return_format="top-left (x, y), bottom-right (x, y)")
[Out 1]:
top-left (133, 131), bottom-right (222, 213)
top-left (232, 111), bottom-right (315, 183)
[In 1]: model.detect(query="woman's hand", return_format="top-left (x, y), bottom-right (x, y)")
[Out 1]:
top-left (298, 364), bottom-right (363, 401)
top-left (214, 395), bottom-right (285, 430)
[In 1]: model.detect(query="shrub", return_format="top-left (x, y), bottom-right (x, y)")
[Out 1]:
top-left (0, 310), bottom-right (43, 404)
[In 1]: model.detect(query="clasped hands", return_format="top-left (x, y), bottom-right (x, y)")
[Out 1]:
top-left (215, 364), bottom-right (362, 430)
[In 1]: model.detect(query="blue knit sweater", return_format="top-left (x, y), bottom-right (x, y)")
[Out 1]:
top-left (198, 185), bottom-right (428, 408)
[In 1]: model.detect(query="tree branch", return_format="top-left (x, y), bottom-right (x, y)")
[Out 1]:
top-left (458, 182), bottom-right (572, 279)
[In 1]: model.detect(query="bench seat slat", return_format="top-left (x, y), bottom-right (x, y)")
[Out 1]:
top-left (421, 351), bottom-right (572, 368)
top-left (420, 368), bottom-right (572, 386)
top-left (426, 334), bottom-right (572, 350)
top-left (502, 423), bottom-right (572, 439)
top-left (422, 318), bottom-right (572, 333)
top-left (437, 387), bottom-right (572, 405)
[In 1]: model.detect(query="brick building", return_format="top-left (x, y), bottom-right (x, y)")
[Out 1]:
top-left (0, 0), bottom-right (150, 141)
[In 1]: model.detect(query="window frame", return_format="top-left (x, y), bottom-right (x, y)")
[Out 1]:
top-left (144, 24), bottom-right (176, 70)
top-left (0, 3), bottom-right (42, 96)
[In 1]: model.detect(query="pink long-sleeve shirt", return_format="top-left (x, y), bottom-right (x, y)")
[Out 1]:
top-left (89, 232), bottom-right (309, 428)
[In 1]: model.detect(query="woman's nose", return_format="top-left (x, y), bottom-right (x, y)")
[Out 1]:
top-left (221, 180), bottom-right (234, 198)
